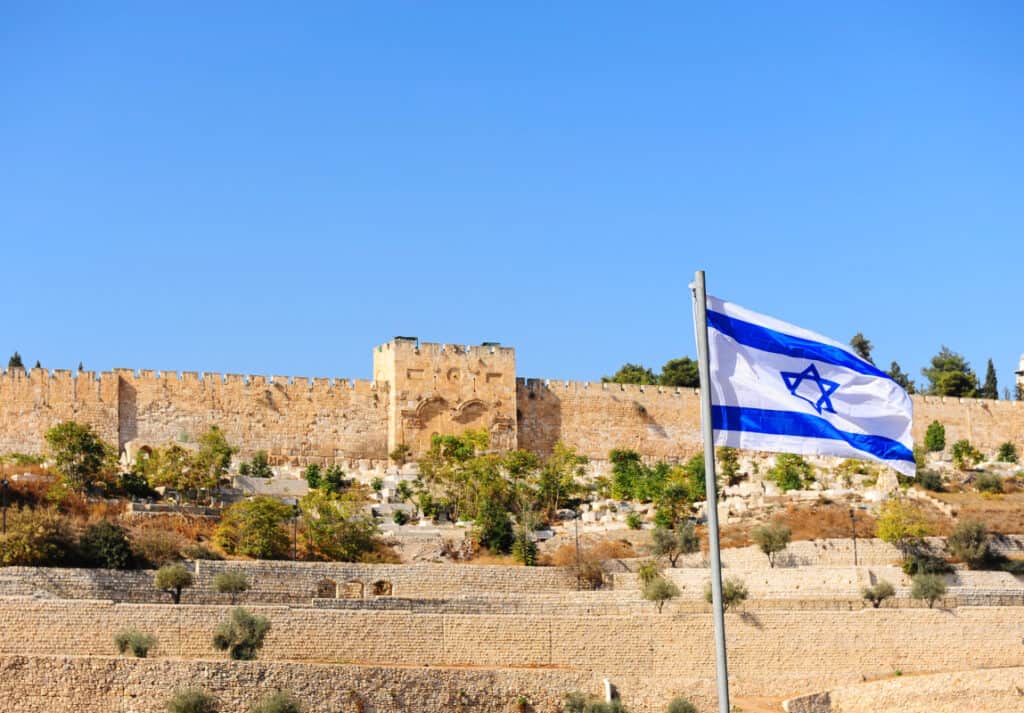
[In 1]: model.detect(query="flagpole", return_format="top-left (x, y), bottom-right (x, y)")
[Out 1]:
top-left (692, 269), bottom-right (731, 713)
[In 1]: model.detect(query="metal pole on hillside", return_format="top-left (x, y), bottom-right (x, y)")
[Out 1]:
top-left (692, 270), bottom-right (731, 713)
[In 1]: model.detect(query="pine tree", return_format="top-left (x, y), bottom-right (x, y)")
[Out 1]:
top-left (888, 361), bottom-right (916, 394)
top-left (7, 352), bottom-right (24, 370)
top-left (78, 362), bottom-right (84, 371)
top-left (980, 359), bottom-right (998, 400)
top-left (33, 360), bottom-right (40, 369)
top-left (849, 333), bottom-right (874, 364)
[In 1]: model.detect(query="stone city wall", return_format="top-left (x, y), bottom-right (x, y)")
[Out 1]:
top-left (0, 654), bottom-right (599, 713)
top-left (3, 352), bottom-right (1024, 464)
top-left (1, 599), bottom-right (1023, 709)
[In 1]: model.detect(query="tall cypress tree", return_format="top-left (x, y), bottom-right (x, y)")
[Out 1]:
top-left (980, 358), bottom-right (998, 399)
top-left (7, 352), bottom-right (24, 370)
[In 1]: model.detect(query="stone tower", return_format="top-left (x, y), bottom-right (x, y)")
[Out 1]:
top-left (1016, 354), bottom-right (1024, 398)
top-left (373, 338), bottom-right (517, 457)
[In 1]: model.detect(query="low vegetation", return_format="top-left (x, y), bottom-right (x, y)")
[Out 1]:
top-left (911, 573), bottom-right (947, 608)
top-left (750, 521), bottom-right (791, 568)
top-left (167, 688), bottom-right (218, 713)
top-left (213, 570), bottom-right (250, 603)
top-left (704, 576), bottom-right (748, 612)
top-left (113, 628), bottom-right (156, 657)
top-left (861, 580), bottom-right (895, 608)
top-left (642, 575), bottom-right (680, 613)
top-left (154, 563), bottom-right (194, 604)
top-left (249, 691), bottom-right (303, 713)
top-left (213, 607), bottom-right (271, 660)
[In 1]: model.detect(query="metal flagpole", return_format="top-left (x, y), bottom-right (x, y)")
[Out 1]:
top-left (692, 269), bottom-right (731, 713)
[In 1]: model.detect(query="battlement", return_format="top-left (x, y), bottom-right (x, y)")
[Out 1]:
top-left (376, 338), bottom-right (515, 360)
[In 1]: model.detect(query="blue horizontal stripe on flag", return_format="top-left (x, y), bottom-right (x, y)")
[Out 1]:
top-left (711, 405), bottom-right (914, 464)
top-left (707, 310), bottom-right (892, 381)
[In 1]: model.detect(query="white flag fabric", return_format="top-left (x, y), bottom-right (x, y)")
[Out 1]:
top-left (702, 294), bottom-right (915, 476)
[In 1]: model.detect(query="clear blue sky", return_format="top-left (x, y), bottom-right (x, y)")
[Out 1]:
top-left (2, 3), bottom-right (1022, 391)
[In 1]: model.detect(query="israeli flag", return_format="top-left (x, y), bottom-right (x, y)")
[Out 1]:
top-left (704, 294), bottom-right (915, 476)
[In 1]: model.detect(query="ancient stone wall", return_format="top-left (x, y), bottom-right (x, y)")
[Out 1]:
top-left (3, 341), bottom-right (1024, 465)
top-left (0, 600), bottom-right (1022, 710)
top-left (0, 654), bottom-right (598, 713)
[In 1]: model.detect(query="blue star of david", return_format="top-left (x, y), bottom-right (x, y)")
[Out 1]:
top-left (780, 364), bottom-right (839, 414)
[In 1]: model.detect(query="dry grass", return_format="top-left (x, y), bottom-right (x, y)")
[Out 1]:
top-left (719, 501), bottom-right (884, 549)
top-left (932, 490), bottom-right (1024, 534)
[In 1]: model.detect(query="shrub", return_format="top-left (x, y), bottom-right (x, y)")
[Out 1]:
top-left (975, 472), bottom-right (1003, 494)
top-left (587, 704), bottom-right (628, 713)
top-left (114, 628), bottom-right (156, 657)
top-left (44, 420), bottom-right (115, 492)
top-left (651, 521), bottom-right (699, 567)
top-left (666, 699), bottom-right (697, 713)
top-left (876, 499), bottom-right (931, 556)
top-left (473, 499), bottom-right (514, 554)
top-left (213, 607), bottom-right (271, 660)
top-left (924, 420), bottom-right (946, 452)
top-left (511, 528), bottom-right (538, 566)
top-left (181, 543), bottom-right (223, 560)
top-left (565, 693), bottom-right (588, 713)
top-left (389, 443), bottom-right (412, 465)
top-left (299, 491), bottom-right (380, 562)
top-left (704, 576), bottom-right (748, 611)
top-left (996, 442), bottom-right (1018, 463)
top-left (767, 453), bottom-right (812, 492)
top-left (80, 520), bottom-right (133, 569)
top-left (750, 522), bottom-right (791, 568)
top-left (951, 439), bottom-right (982, 470)
top-left (239, 451), bottom-right (273, 478)
top-left (370, 477), bottom-right (384, 492)
top-left (0, 506), bottom-right (75, 566)
top-left (911, 573), bottom-right (947, 608)
top-left (154, 563), bottom-right (194, 604)
top-left (392, 510), bottom-right (409, 526)
top-left (901, 543), bottom-right (953, 575)
top-left (643, 575), bottom-right (679, 613)
top-left (130, 525), bottom-right (186, 567)
top-left (215, 497), bottom-right (293, 559)
top-left (861, 580), bottom-right (895, 608)
top-left (625, 512), bottom-right (643, 530)
top-left (948, 519), bottom-right (991, 569)
top-left (167, 688), bottom-right (218, 713)
top-left (637, 560), bottom-right (661, 587)
top-left (213, 570), bottom-right (250, 603)
top-left (249, 691), bottom-right (302, 713)
top-left (303, 464), bottom-right (321, 490)
top-left (917, 471), bottom-right (944, 492)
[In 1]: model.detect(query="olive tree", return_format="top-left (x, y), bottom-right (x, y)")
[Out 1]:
top-left (213, 607), bottom-right (271, 660)
top-left (750, 522), bottom-right (791, 568)
top-left (154, 563), bottom-right (194, 604)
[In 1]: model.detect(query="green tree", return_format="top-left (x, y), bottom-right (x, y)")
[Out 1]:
top-left (924, 421), bottom-right (946, 452)
top-left (79, 521), bottom-right (133, 569)
top-left (951, 439), bottom-right (982, 470)
top-left (320, 465), bottom-right (348, 495)
top-left (167, 688), bottom-right (218, 713)
top-left (975, 472), bottom-right (1003, 494)
top-left (0, 507), bottom-right (75, 566)
top-left (602, 363), bottom-right (657, 385)
top-left (666, 699), bottom-right (696, 713)
top-left (637, 559), bottom-right (662, 587)
top-left (7, 351), bottom-right (24, 370)
top-left (922, 346), bottom-right (978, 397)
top-left (980, 358), bottom-right (999, 399)
top-left (511, 524), bottom-right (538, 565)
top-left (213, 570), bottom-right (250, 604)
top-left (861, 580), bottom-right (895, 608)
top-left (751, 522), bottom-right (792, 568)
top-left (249, 692), bottom-right (303, 713)
top-left (767, 453), bottom-right (811, 492)
top-left (849, 333), bottom-right (874, 364)
top-left (533, 443), bottom-right (587, 518)
top-left (876, 500), bottom-right (931, 557)
top-left (651, 521), bottom-right (699, 567)
top-left (389, 443), bottom-right (412, 465)
top-left (659, 357), bottom-right (700, 388)
top-left (704, 576), bottom-right (748, 612)
top-left (215, 497), bottom-right (293, 559)
top-left (996, 442), bottom-right (1018, 463)
top-left (887, 361), bottom-right (917, 394)
top-left (213, 607), bottom-right (271, 660)
top-left (193, 426), bottom-right (236, 494)
top-left (239, 451), bottom-right (273, 478)
top-left (911, 573), bottom-right (947, 608)
top-left (44, 421), bottom-right (115, 492)
top-left (303, 464), bottom-right (321, 490)
top-left (948, 519), bottom-right (991, 569)
top-left (299, 491), bottom-right (379, 561)
top-left (717, 446), bottom-right (742, 486)
top-left (154, 563), bottom-right (194, 604)
top-left (474, 498), bottom-right (514, 553)
top-left (642, 575), bottom-right (680, 613)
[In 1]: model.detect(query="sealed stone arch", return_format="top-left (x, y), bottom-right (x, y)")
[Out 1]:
top-left (341, 580), bottom-right (365, 599)
top-left (314, 578), bottom-right (338, 599)
top-left (371, 580), bottom-right (393, 596)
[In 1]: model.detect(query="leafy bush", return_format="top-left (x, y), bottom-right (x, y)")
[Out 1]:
top-left (511, 527), bottom-right (538, 566)
top-left (44, 421), bottom-right (115, 492)
top-left (767, 454), bottom-right (812, 492)
top-left (917, 471), bottom-right (944, 492)
top-left (625, 512), bottom-right (642, 530)
top-left (181, 543), bottom-right (223, 560)
top-left (948, 519), bottom-right (992, 569)
top-left (392, 510), bottom-right (409, 526)
top-left (473, 499), bottom-right (514, 554)
top-left (249, 691), bottom-right (302, 713)
top-left (154, 563), bottom-right (194, 604)
top-left (643, 575), bottom-right (680, 613)
top-left (114, 628), bottom-right (156, 657)
top-left (303, 464), bottom-right (321, 490)
top-left (239, 451), bottom-right (273, 478)
top-left (80, 520), bottom-right (133, 569)
top-left (861, 580), bottom-right (895, 608)
top-left (924, 420), bottom-right (946, 452)
top-left (996, 442), bottom-right (1018, 463)
top-left (119, 471), bottom-right (157, 499)
top-left (704, 576), bottom-right (748, 611)
top-left (751, 522), bottom-right (791, 568)
top-left (370, 477), bottom-right (384, 492)
top-left (215, 497), bottom-right (293, 559)
top-left (975, 472), bottom-right (1003, 494)
top-left (167, 688), bottom-right (218, 713)
top-left (666, 699), bottom-right (697, 713)
top-left (911, 573), bottom-right (947, 608)
top-left (951, 439), bottom-right (982, 470)
top-left (876, 499), bottom-right (931, 555)
top-left (901, 544), bottom-right (953, 575)
top-left (651, 522), bottom-right (700, 567)
top-left (213, 607), bottom-right (271, 660)
top-left (299, 491), bottom-right (380, 562)
top-left (637, 560), bottom-right (661, 587)
top-left (213, 570), bottom-right (250, 603)
top-left (0, 506), bottom-right (75, 566)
